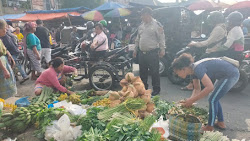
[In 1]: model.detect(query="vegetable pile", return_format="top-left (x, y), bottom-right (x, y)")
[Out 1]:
top-left (0, 73), bottom-right (230, 141)
top-left (108, 72), bottom-right (155, 118)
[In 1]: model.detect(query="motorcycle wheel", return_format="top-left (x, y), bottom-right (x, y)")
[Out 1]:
top-left (230, 69), bottom-right (248, 92)
top-left (167, 66), bottom-right (185, 85)
top-left (159, 57), bottom-right (169, 76)
top-left (89, 66), bottom-right (115, 91)
top-left (24, 58), bottom-right (31, 75)
top-left (240, 62), bottom-right (250, 80)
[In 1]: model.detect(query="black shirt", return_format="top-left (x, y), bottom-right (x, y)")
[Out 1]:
top-left (35, 26), bottom-right (51, 48)
top-left (0, 33), bottom-right (20, 56)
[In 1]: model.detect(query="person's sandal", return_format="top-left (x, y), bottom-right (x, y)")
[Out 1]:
top-left (214, 123), bottom-right (226, 130)
top-left (20, 77), bottom-right (29, 84)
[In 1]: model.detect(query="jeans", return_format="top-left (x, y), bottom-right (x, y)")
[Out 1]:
top-left (12, 54), bottom-right (28, 79)
top-left (138, 50), bottom-right (160, 91)
top-left (208, 69), bottom-right (240, 126)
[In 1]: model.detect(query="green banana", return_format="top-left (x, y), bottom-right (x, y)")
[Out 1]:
top-left (1, 113), bottom-right (13, 117)
top-left (0, 122), bottom-right (5, 128)
top-left (2, 116), bottom-right (13, 122)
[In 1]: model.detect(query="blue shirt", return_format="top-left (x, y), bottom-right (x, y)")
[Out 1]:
top-left (26, 33), bottom-right (41, 51)
top-left (192, 59), bottom-right (238, 80)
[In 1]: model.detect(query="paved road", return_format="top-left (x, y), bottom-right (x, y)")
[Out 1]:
top-left (133, 65), bottom-right (250, 140)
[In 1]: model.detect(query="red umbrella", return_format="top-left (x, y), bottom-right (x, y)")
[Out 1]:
top-left (227, 1), bottom-right (250, 10)
top-left (188, 0), bottom-right (220, 11)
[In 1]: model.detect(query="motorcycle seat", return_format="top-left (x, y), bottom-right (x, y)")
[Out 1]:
top-left (104, 48), bottom-right (121, 57)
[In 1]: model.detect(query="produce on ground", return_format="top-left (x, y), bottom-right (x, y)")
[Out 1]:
top-left (92, 98), bottom-right (110, 107)
top-left (108, 72), bottom-right (155, 118)
top-left (69, 93), bottom-right (81, 104)
top-left (200, 131), bottom-right (230, 141)
top-left (98, 98), bottom-right (146, 121)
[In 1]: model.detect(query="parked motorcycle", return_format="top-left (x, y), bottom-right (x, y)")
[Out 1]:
top-left (168, 46), bottom-right (249, 92)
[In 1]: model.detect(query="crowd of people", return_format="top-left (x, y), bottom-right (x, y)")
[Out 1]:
top-left (0, 6), bottom-right (248, 133)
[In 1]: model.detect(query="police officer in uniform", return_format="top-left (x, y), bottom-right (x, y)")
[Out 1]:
top-left (133, 7), bottom-right (166, 96)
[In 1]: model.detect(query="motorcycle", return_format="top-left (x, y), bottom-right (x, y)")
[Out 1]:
top-left (168, 46), bottom-right (249, 92)
top-left (64, 38), bottom-right (132, 90)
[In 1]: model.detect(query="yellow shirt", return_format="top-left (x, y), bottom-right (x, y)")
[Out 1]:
top-left (14, 32), bottom-right (24, 41)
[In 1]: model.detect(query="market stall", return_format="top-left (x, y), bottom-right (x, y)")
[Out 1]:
top-left (0, 72), bottom-right (236, 141)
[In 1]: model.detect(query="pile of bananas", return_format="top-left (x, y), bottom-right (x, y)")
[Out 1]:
top-left (69, 94), bottom-right (81, 104)
top-left (57, 93), bottom-right (68, 101)
top-left (0, 103), bottom-right (48, 133)
top-left (0, 107), bottom-right (30, 133)
top-left (27, 103), bottom-right (48, 123)
top-left (92, 98), bottom-right (111, 107)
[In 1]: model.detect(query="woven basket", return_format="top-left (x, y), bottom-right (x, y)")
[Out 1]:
top-left (168, 114), bottom-right (202, 141)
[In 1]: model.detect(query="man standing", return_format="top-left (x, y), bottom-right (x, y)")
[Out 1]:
top-left (34, 19), bottom-right (51, 66)
top-left (133, 7), bottom-right (166, 96)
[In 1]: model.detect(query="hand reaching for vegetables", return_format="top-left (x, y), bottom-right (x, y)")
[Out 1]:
top-left (179, 98), bottom-right (194, 108)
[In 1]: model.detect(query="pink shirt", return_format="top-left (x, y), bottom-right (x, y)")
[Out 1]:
top-left (93, 31), bottom-right (108, 51)
top-left (36, 65), bottom-right (76, 92)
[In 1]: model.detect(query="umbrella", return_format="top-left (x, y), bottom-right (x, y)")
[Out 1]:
top-left (81, 10), bottom-right (103, 21)
top-left (227, 1), bottom-right (250, 10)
top-left (104, 8), bottom-right (131, 17)
top-left (188, 0), bottom-right (220, 11)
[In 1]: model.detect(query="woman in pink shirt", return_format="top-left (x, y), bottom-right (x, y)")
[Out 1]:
top-left (35, 57), bottom-right (77, 95)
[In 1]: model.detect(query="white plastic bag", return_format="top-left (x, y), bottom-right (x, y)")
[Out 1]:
top-left (45, 114), bottom-right (82, 141)
top-left (150, 116), bottom-right (170, 139)
top-left (67, 104), bottom-right (87, 116)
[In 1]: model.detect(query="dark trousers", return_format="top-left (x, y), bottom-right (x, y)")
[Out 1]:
top-left (138, 50), bottom-right (160, 91)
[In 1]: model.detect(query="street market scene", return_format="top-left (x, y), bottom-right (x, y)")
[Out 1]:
top-left (0, 0), bottom-right (250, 140)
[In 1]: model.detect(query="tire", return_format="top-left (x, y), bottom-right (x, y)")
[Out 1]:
top-left (24, 58), bottom-right (31, 75)
top-left (230, 69), bottom-right (248, 92)
top-left (240, 62), bottom-right (250, 79)
top-left (167, 66), bottom-right (185, 85)
top-left (159, 57), bottom-right (169, 76)
top-left (89, 65), bottom-right (115, 91)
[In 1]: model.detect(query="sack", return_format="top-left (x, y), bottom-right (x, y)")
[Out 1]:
top-left (220, 56), bottom-right (239, 68)
top-left (168, 114), bottom-right (202, 141)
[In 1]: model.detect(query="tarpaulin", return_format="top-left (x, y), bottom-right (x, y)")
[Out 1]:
top-left (11, 12), bottom-right (81, 21)
top-left (93, 1), bottom-right (131, 11)
top-left (0, 13), bottom-right (26, 20)
top-left (27, 6), bottom-right (90, 14)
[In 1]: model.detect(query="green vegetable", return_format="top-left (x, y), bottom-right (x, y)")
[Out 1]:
top-left (98, 98), bottom-right (146, 121)
top-left (77, 107), bottom-right (107, 132)
top-left (139, 115), bottom-right (156, 132)
top-left (76, 127), bottom-right (105, 141)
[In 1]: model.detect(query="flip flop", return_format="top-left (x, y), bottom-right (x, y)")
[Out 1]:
top-left (180, 86), bottom-right (193, 91)
top-left (214, 123), bottom-right (226, 130)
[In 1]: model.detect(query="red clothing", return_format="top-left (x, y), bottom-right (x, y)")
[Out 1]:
top-left (36, 65), bottom-right (76, 92)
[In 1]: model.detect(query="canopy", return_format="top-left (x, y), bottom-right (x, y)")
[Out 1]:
top-left (27, 6), bottom-right (90, 14)
top-left (11, 12), bottom-right (81, 21)
top-left (93, 1), bottom-right (130, 11)
top-left (129, 0), bottom-right (158, 6)
top-left (0, 13), bottom-right (26, 20)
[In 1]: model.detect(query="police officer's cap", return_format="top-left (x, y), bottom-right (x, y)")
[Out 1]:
top-left (140, 7), bottom-right (153, 16)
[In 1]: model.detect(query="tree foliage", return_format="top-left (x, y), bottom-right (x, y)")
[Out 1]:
top-left (60, 0), bottom-right (105, 9)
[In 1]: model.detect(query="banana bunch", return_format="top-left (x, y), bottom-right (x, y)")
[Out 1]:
top-left (0, 107), bottom-right (31, 133)
top-left (58, 93), bottom-right (68, 101)
top-left (27, 103), bottom-right (47, 123)
top-left (69, 94), bottom-right (81, 104)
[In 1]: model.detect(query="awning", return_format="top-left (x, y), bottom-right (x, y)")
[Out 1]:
top-left (0, 13), bottom-right (26, 20)
top-left (26, 6), bottom-right (90, 14)
top-left (11, 12), bottom-right (81, 21)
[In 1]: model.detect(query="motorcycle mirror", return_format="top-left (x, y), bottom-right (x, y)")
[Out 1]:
top-left (201, 34), bottom-right (206, 38)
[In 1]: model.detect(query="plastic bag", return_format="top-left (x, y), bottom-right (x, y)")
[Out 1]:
top-left (15, 96), bottom-right (30, 107)
top-left (45, 114), bottom-right (82, 141)
top-left (150, 116), bottom-right (170, 139)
